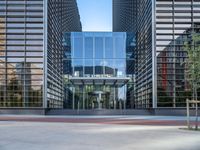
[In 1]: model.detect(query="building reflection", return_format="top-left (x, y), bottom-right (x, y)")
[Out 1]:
top-left (63, 32), bottom-right (135, 109)
top-left (157, 23), bottom-right (200, 107)
top-left (0, 60), bottom-right (43, 107)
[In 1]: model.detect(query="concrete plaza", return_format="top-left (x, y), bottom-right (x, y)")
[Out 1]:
top-left (0, 115), bottom-right (200, 150)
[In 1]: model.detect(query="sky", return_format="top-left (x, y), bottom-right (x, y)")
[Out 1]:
top-left (77, 0), bottom-right (112, 31)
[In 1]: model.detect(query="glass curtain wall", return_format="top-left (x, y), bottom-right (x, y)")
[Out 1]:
top-left (156, 0), bottom-right (200, 107)
top-left (0, 0), bottom-right (44, 107)
top-left (63, 32), bottom-right (135, 109)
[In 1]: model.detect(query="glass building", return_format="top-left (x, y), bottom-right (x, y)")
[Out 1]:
top-left (0, 0), bottom-right (81, 108)
top-left (63, 32), bottom-right (135, 109)
top-left (113, 0), bottom-right (200, 108)
top-left (156, 0), bottom-right (200, 107)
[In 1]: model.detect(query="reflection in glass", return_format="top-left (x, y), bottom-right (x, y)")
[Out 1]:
top-left (95, 60), bottom-right (104, 76)
top-left (105, 37), bottom-right (113, 59)
top-left (84, 59), bottom-right (93, 77)
top-left (63, 32), bottom-right (135, 109)
top-left (156, 0), bottom-right (200, 107)
top-left (85, 37), bottom-right (93, 58)
top-left (73, 59), bottom-right (83, 77)
top-left (115, 37), bottom-right (125, 58)
top-left (105, 59), bottom-right (115, 77)
top-left (73, 37), bottom-right (83, 58)
top-left (115, 59), bottom-right (126, 77)
top-left (0, 1), bottom-right (46, 108)
top-left (95, 37), bottom-right (103, 59)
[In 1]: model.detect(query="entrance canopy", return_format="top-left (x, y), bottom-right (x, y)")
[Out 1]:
top-left (69, 77), bottom-right (130, 87)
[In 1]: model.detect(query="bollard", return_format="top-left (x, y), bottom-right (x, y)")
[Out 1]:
top-left (186, 99), bottom-right (190, 129)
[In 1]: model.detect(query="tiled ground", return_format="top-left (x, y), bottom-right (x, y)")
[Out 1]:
top-left (0, 119), bottom-right (200, 150)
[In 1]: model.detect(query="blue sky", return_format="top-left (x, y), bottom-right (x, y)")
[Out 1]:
top-left (77, 0), bottom-right (112, 31)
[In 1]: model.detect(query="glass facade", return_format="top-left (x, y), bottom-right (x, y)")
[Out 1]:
top-left (156, 0), bottom-right (200, 107)
top-left (0, 0), bottom-right (44, 107)
top-left (2, 0), bottom-right (198, 110)
top-left (113, 0), bottom-right (200, 108)
top-left (63, 32), bottom-right (135, 109)
top-left (0, 0), bottom-right (82, 108)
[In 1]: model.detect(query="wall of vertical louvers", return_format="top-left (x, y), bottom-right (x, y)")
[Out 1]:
top-left (0, 0), bottom-right (44, 108)
top-left (156, 0), bottom-right (200, 107)
top-left (47, 0), bottom-right (82, 108)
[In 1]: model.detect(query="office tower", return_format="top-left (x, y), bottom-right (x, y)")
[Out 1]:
top-left (113, 0), bottom-right (136, 32)
top-left (113, 0), bottom-right (200, 108)
top-left (0, 0), bottom-right (82, 109)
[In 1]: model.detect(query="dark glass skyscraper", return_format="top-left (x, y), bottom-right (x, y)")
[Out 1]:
top-left (113, 0), bottom-right (200, 108)
top-left (0, 0), bottom-right (82, 108)
top-left (113, 0), bottom-right (136, 32)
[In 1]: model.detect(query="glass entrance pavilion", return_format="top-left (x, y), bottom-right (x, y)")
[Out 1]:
top-left (63, 32), bottom-right (135, 109)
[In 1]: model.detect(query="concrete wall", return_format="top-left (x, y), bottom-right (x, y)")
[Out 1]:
top-left (46, 109), bottom-right (152, 115)
top-left (0, 109), bottom-right (46, 115)
top-left (153, 108), bottom-right (200, 116)
top-left (47, 108), bottom-right (200, 116)
top-left (0, 108), bottom-right (199, 116)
